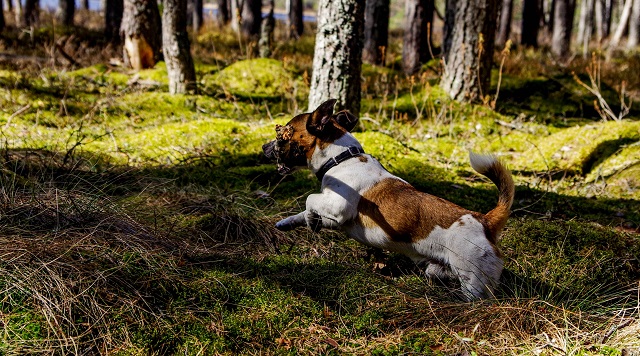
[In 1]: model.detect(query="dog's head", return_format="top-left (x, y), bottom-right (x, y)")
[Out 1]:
top-left (262, 99), bottom-right (358, 175)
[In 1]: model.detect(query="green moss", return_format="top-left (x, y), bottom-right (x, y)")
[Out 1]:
top-left (210, 58), bottom-right (299, 100)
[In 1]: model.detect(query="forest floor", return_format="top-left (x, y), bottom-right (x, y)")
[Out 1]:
top-left (1, 17), bottom-right (640, 355)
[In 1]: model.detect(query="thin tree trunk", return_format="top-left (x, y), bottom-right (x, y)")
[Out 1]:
top-left (82, 0), bottom-right (89, 10)
top-left (14, 0), bottom-right (22, 28)
top-left (595, 0), bottom-right (604, 42)
top-left (259, 0), bottom-right (275, 57)
top-left (547, 0), bottom-right (556, 35)
top-left (288, 0), bottom-right (303, 39)
top-left (24, 0), bottom-right (39, 27)
top-left (551, 0), bottom-right (576, 59)
top-left (442, 0), bottom-right (457, 58)
top-left (609, 0), bottom-right (633, 49)
top-left (57, 0), bottom-right (75, 26)
top-left (217, 0), bottom-right (230, 24)
top-left (628, 0), bottom-right (640, 48)
top-left (0, 0), bottom-right (4, 32)
top-left (522, 0), bottom-right (541, 47)
top-left (6, 0), bottom-right (12, 12)
top-left (441, 0), bottom-right (499, 102)
top-left (106, 0), bottom-right (124, 41)
top-left (580, 0), bottom-right (594, 57)
top-left (308, 0), bottom-right (365, 117)
top-left (363, 0), bottom-right (389, 65)
top-left (241, 0), bottom-right (261, 37)
top-left (163, 0), bottom-right (197, 94)
top-left (603, 0), bottom-right (613, 37)
top-left (192, 0), bottom-right (203, 32)
top-left (403, 0), bottom-right (434, 75)
top-left (121, 0), bottom-right (162, 70)
top-left (496, 0), bottom-right (513, 47)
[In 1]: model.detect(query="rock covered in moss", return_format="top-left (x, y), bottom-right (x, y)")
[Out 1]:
top-left (211, 58), bottom-right (296, 100)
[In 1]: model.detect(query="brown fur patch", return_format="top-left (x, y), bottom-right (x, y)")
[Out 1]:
top-left (358, 156), bottom-right (368, 163)
top-left (357, 178), bottom-right (487, 243)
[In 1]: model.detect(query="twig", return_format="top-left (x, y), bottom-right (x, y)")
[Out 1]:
top-left (5, 104), bottom-right (31, 128)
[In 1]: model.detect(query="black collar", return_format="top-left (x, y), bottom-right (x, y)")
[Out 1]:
top-left (315, 146), bottom-right (365, 180)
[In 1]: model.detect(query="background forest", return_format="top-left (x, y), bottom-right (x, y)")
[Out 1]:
top-left (1, 0), bottom-right (640, 354)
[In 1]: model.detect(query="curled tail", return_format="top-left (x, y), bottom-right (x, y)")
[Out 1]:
top-left (469, 151), bottom-right (515, 243)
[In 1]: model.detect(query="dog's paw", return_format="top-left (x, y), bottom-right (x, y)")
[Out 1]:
top-left (307, 210), bottom-right (323, 232)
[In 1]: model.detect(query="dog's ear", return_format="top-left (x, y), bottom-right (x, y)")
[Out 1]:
top-left (332, 110), bottom-right (358, 132)
top-left (307, 99), bottom-right (337, 135)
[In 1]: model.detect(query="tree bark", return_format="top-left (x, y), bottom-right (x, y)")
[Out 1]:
top-left (363, 0), bottom-right (389, 65)
top-left (192, 0), bottom-right (203, 32)
top-left (57, 0), bottom-right (75, 26)
top-left (609, 0), bottom-right (633, 49)
top-left (260, 0), bottom-right (275, 57)
top-left (308, 0), bottom-right (365, 117)
top-left (14, 0), bottom-right (22, 28)
top-left (442, 0), bottom-right (456, 58)
top-left (403, 0), bottom-right (433, 74)
top-left (595, 0), bottom-right (604, 42)
top-left (106, 0), bottom-right (124, 41)
top-left (288, 0), bottom-right (304, 39)
top-left (121, 0), bottom-right (162, 70)
top-left (81, 0), bottom-right (89, 10)
top-left (217, 0), bottom-right (230, 24)
top-left (628, 0), bottom-right (640, 48)
top-left (603, 0), bottom-right (613, 38)
top-left (441, 0), bottom-right (499, 102)
top-left (496, 0), bottom-right (513, 47)
top-left (551, 0), bottom-right (575, 59)
top-left (23, 0), bottom-right (39, 27)
top-left (163, 0), bottom-right (197, 94)
top-left (0, 0), bottom-right (4, 33)
top-left (522, 0), bottom-right (541, 47)
top-left (241, 0), bottom-right (261, 37)
top-left (7, 0), bottom-right (12, 12)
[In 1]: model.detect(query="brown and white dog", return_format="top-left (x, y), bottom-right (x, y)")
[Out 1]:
top-left (262, 99), bottom-right (515, 300)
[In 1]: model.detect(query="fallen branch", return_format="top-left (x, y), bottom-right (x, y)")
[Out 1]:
top-left (4, 104), bottom-right (31, 128)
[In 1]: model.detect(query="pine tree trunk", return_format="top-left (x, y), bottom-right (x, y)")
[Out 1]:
top-left (241, 0), bottom-right (261, 37)
top-left (57, 0), bottom-right (75, 26)
top-left (259, 0), bottom-right (275, 57)
top-left (595, 0), bottom-right (604, 42)
top-left (522, 0), bottom-right (541, 47)
top-left (363, 0), bottom-right (389, 65)
top-left (547, 0), bottom-right (556, 35)
top-left (163, 0), bottom-right (197, 94)
top-left (609, 0), bottom-right (633, 49)
top-left (441, 0), bottom-right (499, 102)
top-left (628, 0), bottom-right (640, 48)
top-left (121, 0), bottom-right (162, 70)
top-left (442, 0), bottom-right (457, 57)
top-left (496, 0), bottom-right (513, 47)
top-left (0, 0), bottom-right (4, 32)
top-left (551, 0), bottom-right (575, 59)
top-left (403, 0), bottom-right (433, 74)
top-left (106, 0), bottom-right (124, 41)
top-left (7, 0), bottom-right (12, 12)
top-left (191, 0), bottom-right (203, 32)
top-left (308, 0), bottom-right (364, 117)
top-left (82, 0), bottom-right (89, 10)
top-left (603, 0), bottom-right (613, 38)
top-left (579, 0), bottom-right (594, 56)
top-left (24, 0), bottom-right (39, 26)
top-left (14, 0), bottom-right (22, 28)
top-left (288, 0), bottom-right (303, 39)
top-left (217, 0), bottom-right (230, 24)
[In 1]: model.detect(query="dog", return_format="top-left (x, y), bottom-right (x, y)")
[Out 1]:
top-left (262, 99), bottom-right (515, 300)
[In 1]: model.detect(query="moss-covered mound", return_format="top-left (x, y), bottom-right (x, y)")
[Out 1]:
top-left (211, 58), bottom-right (297, 100)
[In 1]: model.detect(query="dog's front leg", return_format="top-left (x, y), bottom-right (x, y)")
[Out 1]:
top-left (275, 212), bottom-right (306, 231)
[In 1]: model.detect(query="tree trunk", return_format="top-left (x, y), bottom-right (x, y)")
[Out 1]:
top-left (259, 0), bottom-right (275, 57)
top-left (191, 0), bottom-right (203, 32)
top-left (308, 0), bottom-right (365, 117)
top-left (288, 0), bottom-right (303, 39)
top-left (551, 0), bottom-right (575, 59)
top-left (628, 0), bottom-right (640, 48)
top-left (7, 0), bottom-right (12, 12)
top-left (57, 0), bottom-right (75, 26)
top-left (577, 0), bottom-right (594, 56)
top-left (496, 0), bottom-right (513, 47)
top-left (121, 0), bottom-right (162, 70)
top-left (603, 0), bottom-right (613, 38)
top-left (217, 0), bottom-right (230, 24)
top-left (23, 0), bottom-right (39, 26)
top-left (609, 0), bottom-right (633, 49)
top-left (363, 0), bottom-right (389, 65)
top-left (441, 0), bottom-right (499, 102)
top-left (163, 0), bottom-right (197, 94)
top-left (547, 0), bottom-right (556, 35)
top-left (442, 0), bottom-right (457, 57)
top-left (522, 0), bottom-right (541, 47)
top-left (106, 0), bottom-right (124, 41)
top-left (595, 0), bottom-right (604, 42)
top-left (81, 0), bottom-right (89, 10)
top-left (402, 0), bottom-right (433, 74)
top-left (241, 0), bottom-right (261, 37)
top-left (14, 0), bottom-right (22, 28)
top-left (0, 0), bottom-right (4, 33)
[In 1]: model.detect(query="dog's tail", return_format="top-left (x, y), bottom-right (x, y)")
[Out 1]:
top-left (469, 151), bottom-right (515, 243)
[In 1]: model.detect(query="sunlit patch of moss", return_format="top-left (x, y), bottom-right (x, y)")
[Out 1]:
top-left (210, 58), bottom-right (300, 100)
top-left (509, 120), bottom-right (640, 175)
top-left (66, 64), bottom-right (129, 87)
